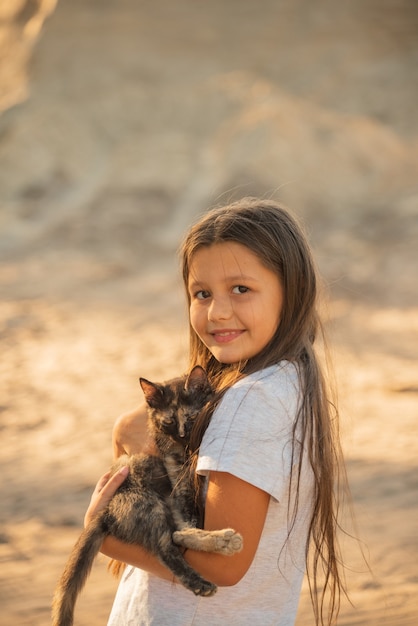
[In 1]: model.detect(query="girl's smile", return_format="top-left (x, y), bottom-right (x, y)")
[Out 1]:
top-left (188, 242), bottom-right (284, 364)
top-left (211, 329), bottom-right (245, 343)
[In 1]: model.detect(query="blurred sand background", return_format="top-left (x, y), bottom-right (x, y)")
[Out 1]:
top-left (0, 1), bottom-right (417, 624)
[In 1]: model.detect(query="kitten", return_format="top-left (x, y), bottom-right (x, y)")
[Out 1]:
top-left (52, 366), bottom-right (243, 626)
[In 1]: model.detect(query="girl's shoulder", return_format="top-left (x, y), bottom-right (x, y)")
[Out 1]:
top-left (231, 360), bottom-right (300, 395)
top-left (218, 360), bottom-right (301, 420)
top-left (200, 361), bottom-right (303, 489)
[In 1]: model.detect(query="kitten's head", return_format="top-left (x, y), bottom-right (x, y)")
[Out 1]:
top-left (139, 366), bottom-right (212, 445)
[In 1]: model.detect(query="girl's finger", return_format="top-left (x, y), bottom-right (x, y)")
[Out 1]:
top-left (98, 466), bottom-right (129, 500)
top-left (95, 471), bottom-right (112, 493)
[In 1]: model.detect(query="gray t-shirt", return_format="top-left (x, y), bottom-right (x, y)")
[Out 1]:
top-left (107, 362), bottom-right (314, 625)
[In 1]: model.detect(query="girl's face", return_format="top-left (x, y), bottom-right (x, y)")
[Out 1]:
top-left (188, 242), bottom-right (284, 364)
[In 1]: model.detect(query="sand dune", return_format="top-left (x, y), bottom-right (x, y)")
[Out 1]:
top-left (0, 1), bottom-right (417, 624)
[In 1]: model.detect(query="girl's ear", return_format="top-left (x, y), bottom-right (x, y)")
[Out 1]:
top-left (139, 378), bottom-right (164, 407)
top-left (185, 366), bottom-right (209, 391)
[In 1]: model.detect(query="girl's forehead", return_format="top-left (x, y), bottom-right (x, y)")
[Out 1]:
top-left (190, 242), bottom-right (259, 269)
top-left (188, 241), bottom-right (276, 284)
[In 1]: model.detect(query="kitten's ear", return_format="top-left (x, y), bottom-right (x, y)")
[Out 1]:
top-left (185, 366), bottom-right (209, 391)
top-left (139, 378), bottom-right (163, 407)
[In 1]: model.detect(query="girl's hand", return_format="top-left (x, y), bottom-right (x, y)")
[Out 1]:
top-left (84, 466), bottom-right (129, 528)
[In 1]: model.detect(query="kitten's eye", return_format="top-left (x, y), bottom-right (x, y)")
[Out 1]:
top-left (232, 285), bottom-right (249, 294)
top-left (181, 411), bottom-right (198, 424)
top-left (163, 417), bottom-right (174, 425)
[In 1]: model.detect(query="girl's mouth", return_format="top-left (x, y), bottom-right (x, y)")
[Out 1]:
top-left (211, 330), bottom-right (244, 344)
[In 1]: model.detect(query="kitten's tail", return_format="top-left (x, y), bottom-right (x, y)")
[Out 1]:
top-left (51, 518), bottom-right (106, 626)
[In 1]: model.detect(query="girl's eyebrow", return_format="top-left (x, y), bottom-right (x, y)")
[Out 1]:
top-left (188, 279), bottom-right (203, 290)
top-left (224, 274), bottom-right (260, 284)
top-left (188, 274), bottom-right (259, 290)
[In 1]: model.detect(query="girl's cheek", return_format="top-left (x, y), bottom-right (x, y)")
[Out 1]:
top-left (189, 309), bottom-right (200, 333)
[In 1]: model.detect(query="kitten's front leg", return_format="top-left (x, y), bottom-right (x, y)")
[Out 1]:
top-left (173, 528), bottom-right (243, 556)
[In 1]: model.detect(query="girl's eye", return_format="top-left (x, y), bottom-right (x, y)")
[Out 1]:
top-left (232, 285), bottom-right (249, 294)
top-left (195, 290), bottom-right (210, 300)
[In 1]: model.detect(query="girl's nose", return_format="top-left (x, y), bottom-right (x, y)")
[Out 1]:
top-left (208, 296), bottom-right (233, 321)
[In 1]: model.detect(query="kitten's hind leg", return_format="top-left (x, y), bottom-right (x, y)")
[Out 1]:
top-left (156, 530), bottom-right (217, 597)
top-left (173, 528), bottom-right (243, 556)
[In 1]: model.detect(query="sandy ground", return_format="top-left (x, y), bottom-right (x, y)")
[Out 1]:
top-left (0, 1), bottom-right (417, 624)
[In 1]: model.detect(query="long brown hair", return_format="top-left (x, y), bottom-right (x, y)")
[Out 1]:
top-left (179, 197), bottom-right (347, 625)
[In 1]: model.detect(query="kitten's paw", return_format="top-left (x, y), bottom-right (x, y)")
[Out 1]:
top-left (173, 527), bottom-right (243, 555)
top-left (194, 581), bottom-right (217, 597)
top-left (215, 529), bottom-right (243, 555)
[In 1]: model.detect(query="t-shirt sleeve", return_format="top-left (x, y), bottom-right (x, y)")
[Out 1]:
top-left (196, 364), bottom-right (301, 502)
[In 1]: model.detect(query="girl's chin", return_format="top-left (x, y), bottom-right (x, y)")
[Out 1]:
top-left (210, 348), bottom-right (252, 365)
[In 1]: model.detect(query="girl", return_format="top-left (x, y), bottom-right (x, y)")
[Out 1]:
top-left (85, 198), bottom-right (347, 625)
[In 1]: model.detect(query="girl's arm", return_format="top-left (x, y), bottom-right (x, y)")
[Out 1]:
top-left (112, 403), bottom-right (156, 458)
top-left (85, 468), bottom-right (270, 586)
top-left (188, 470), bottom-right (270, 586)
